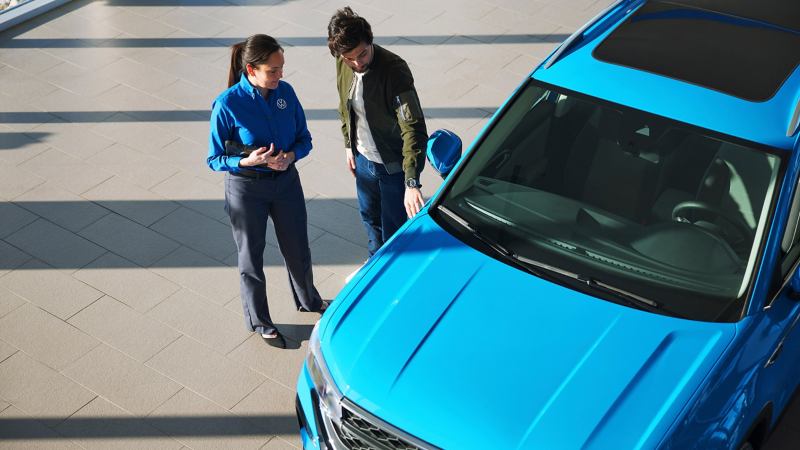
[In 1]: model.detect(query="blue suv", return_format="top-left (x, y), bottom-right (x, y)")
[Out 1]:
top-left (296, 0), bottom-right (800, 449)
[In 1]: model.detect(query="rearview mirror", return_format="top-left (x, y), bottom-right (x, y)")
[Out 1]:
top-left (426, 129), bottom-right (462, 178)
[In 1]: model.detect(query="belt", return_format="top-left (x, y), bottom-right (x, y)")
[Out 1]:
top-left (234, 165), bottom-right (293, 179)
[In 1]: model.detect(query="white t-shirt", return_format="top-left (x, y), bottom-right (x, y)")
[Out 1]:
top-left (351, 71), bottom-right (384, 164)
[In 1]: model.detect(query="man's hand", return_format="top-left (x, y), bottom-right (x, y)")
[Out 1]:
top-left (267, 150), bottom-right (296, 171)
top-left (404, 187), bottom-right (424, 218)
top-left (346, 150), bottom-right (356, 178)
top-left (239, 143), bottom-right (274, 167)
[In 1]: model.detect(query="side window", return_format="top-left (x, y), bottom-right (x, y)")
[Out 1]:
top-left (780, 179), bottom-right (800, 277)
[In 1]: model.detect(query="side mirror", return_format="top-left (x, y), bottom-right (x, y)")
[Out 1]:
top-left (426, 129), bottom-right (462, 178)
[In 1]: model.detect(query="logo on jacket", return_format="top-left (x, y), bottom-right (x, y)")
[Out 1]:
top-left (277, 99), bottom-right (287, 109)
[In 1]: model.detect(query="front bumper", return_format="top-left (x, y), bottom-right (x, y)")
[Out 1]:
top-left (297, 361), bottom-right (440, 450)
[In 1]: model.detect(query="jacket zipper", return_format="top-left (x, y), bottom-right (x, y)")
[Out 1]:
top-left (396, 95), bottom-right (408, 122)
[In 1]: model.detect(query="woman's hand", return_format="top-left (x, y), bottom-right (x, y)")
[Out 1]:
top-left (239, 143), bottom-right (275, 167)
top-left (267, 150), bottom-right (296, 171)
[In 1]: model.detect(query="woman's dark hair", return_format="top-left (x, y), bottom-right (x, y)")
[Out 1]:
top-left (327, 6), bottom-right (373, 57)
top-left (228, 34), bottom-right (284, 88)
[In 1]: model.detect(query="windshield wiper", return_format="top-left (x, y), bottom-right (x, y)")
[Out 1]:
top-left (439, 205), bottom-right (682, 319)
top-left (438, 206), bottom-right (555, 283)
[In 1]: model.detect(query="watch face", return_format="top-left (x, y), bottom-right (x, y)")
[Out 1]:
top-left (406, 179), bottom-right (418, 188)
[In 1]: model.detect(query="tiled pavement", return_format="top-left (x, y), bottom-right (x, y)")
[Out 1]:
top-left (0, 0), bottom-right (799, 449)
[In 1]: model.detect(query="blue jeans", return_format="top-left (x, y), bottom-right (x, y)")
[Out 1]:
top-left (355, 152), bottom-right (407, 257)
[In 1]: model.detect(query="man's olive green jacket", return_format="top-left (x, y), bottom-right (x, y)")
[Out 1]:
top-left (335, 44), bottom-right (428, 182)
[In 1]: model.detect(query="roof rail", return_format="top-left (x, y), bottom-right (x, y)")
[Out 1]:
top-left (543, 0), bottom-right (629, 70)
top-left (789, 96), bottom-right (800, 137)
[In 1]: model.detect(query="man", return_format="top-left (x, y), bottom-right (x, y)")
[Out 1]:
top-left (327, 7), bottom-right (428, 260)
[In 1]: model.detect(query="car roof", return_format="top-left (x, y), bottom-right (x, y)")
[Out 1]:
top-left (533, 0), bottom-right (800, 150)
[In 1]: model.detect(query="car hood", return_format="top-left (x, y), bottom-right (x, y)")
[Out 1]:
top-left (322, 214), bottom-right (736, 450)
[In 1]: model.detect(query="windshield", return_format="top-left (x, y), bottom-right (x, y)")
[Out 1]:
top-left (434, 81), bottom-right (786, 322)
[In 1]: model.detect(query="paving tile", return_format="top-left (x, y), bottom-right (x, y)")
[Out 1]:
top-left (0, 302), bottom-right (100, 371)
top-left (295, 160), bottom-right (358, 208)
top-left (305, 196), bottom-right (365, 247)
top-left (40, 40), bottom-right (122, 72)
top-left (14, 182), bottom-right (110, 232)
top-left (226, 333), bottom-right (308, 390)
top-left (68, 295), bottom-right (182, 362)
top-left (0, 287), bottom-right (27, 320)
top-left (96, 58), bottom-right (181, 95)
top-left (266, 1), bottom-right (332, 31)
top-left (483, 0), bottom-right (548, 16)
top-left (533, 4), bottom-right (598, 29)
top-left (73, 252), bottom-right (181, 313)
top-left (261, 437), bottom-right (301, 450)
top-left (417, 90), bottom-right (492, 130)
top-left (101, 9), bottom-right (180, 38)
top-left (150, 171), bottom-right (226, 221)
top-left (0, 352), bottom-right (96, 428)
top-left (38, 61), bottom-right (120, 99)
top-left (0, 161), bottom-right (45, 200)
top-left (480, 6), bottom-right (561, 36)
top-left (0, 339), bottom-right (18, 363)
top-left (156, 7), bottom-right (232, 38)
top-left (5, 219), bottom-right (107, 274)
top-left (54, 397), bottom-right (183, 450)
top-left (0, 92), bottom-right (57, 133)
top-left (539, 0), bottom-right (600, 12)
top-left (87, 143), bottom-right (180, 190)
top-left (407, 63), bottom-right (476, 102)
top-left (426, 11), bottom-right (507, 41)
top-left (308, 232), bottom-right (370, 277)
top-left (0, 240), bottom-right (32, 282)
top-left (258, 236), bottom-right (335, 296)
top-left (44, 11), bottom-right (123, 44)
top-left (209, 5), bottom-right (285, 36)
top-left (0, 258), bottom-right (102, 319)
top-left (149, 109), bottom-right (211, 146)
top-left (456, 84), bottom-right (511, 114)
top-left (28, 89), bottom-right (116, 128)
top-left (0, 65), bottom-right (61, 103)
top-left (270, 22), bottom-right (329, 56)
top-left (279, 46), bottom-right (336, 83)
top-left (231, 378), bottom-right (299, 441)
top-left (118, 3), bottom-right (177, 19)
top-left (156, 53), bottom-right (229, 92)
top-left (151, 137), bottom-right (223, 185)
top-left (150, 207), bottom-right (235, 261)
top-left (0, 48), bottom-right (64, 76)
top-left (147, 288), bottom-right (251, 354)
top-left (25, 118), bottom-right (115, 160)
top-left (82, 176), bottom-right (180, 227)
top-left (145, 389), bottom-right (270, 450)
top-left (351, 0), bottom-right (446, 24)
top-left (502, 53), bottom-right (541, 77)
top-left (62, 344), bottom-right (183, 418)
top-left (92, 85), bottom-right (178, 123)
top-left (384, 38), bottom-right (464, 73)
top-left (164, 29), bottom-right (231, 65)
top-left (490, 33), bottom-right (560, 59)
top-left (283, 70), bottom-right (339, 106)
top-left (89, 113), bottom-right (181, 155)
top-left (764, 422), bottom-right (800, 450)
top-left (0, 406), bottom-right (84, 450)
top-left (78, 213), bottom-right (181, 268)
top-left (444, 57), bottom-right (524, 94)
top-left (149, 246), bottom-right (240, 305)
top-left (423, 0), bottom-right (496, 20)
top-left (0, 198), bottom-right (38, 238)
top-left (153, 79), bottom-right (218, 112)
top-left (437, 35), bottom-right (519, 68)
top-left (145, 336), bottom-right (265, 409)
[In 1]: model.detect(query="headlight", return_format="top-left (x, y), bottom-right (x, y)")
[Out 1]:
top-left (307, 320), bottom-right (343, 422)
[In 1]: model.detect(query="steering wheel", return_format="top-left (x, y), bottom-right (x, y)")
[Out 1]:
top-left (671, 201), bottom-right (754, 242)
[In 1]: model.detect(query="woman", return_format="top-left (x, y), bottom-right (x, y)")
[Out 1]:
top-left (208, 34), bottom-right (327, 349)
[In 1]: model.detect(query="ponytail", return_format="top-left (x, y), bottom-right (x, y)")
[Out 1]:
top-left (228, 42), bottom-right (245, 89)
top-left (227, 35), bottom-right (283, 89)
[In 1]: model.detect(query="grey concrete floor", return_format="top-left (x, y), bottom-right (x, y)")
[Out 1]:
top-left (0, 0), bottom-right (798, 448)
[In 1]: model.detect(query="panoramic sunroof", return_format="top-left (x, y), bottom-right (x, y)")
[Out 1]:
top-left (593, 0), bottom-right (800, 102)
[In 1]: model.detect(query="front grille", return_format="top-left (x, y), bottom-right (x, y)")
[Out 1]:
top-left (334, 408), bottom-right (417, 450)
top-left (329, 400), bottom-right (439, 450)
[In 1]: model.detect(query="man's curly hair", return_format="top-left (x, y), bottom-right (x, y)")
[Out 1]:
top-left (327, 6), bottom-right (373, 57)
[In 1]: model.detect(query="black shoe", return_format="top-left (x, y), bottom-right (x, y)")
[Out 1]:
top-left (262, 332), bottom-right (286, 349)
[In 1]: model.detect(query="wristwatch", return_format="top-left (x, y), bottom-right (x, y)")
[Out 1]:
top-left (405, 178), bottom-right (422, 189)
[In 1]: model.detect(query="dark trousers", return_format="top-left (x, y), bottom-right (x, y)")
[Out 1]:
top-left (225, 166), bottom-right (322, 335)
top-left (354, 152), bottom-right (408, 257)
